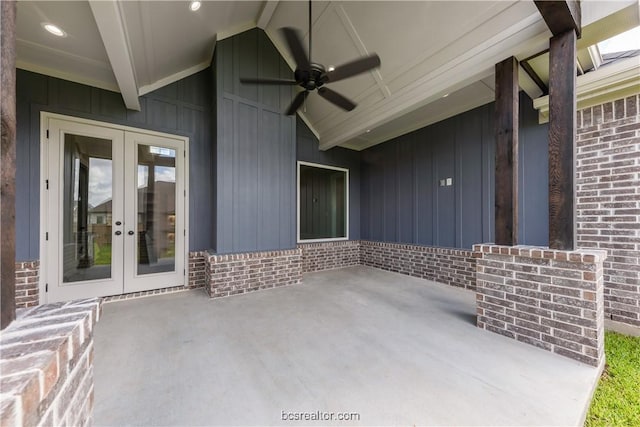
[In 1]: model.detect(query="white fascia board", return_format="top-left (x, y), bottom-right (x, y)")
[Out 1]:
top-left (533, 56), bottom-right (640, 123)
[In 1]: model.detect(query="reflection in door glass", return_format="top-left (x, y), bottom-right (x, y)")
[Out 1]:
top-left (63, 134), bottom-right (113, 282)
top-left (137, 145), bottom-right (176, 275)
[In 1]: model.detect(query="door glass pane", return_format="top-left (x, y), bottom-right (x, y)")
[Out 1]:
top-left (63, 134), bottom-right (113, 282)
top-left (137, 145), bottom-right (176, 275)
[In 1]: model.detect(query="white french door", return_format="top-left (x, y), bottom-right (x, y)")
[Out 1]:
top-left (43, 115), bottom-right (186, 303)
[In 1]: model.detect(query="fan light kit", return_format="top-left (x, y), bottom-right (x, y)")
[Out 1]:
top-left (240, 0), bottom-right (381, 115)
top-left (189, 1), bottom-right (201, 12)
top-left (42, 23), bottom-right (66, 37)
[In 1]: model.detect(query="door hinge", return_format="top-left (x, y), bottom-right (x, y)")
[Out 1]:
top-left (184, 190), bottom-right (186, 197)
top-left (45, 232), bottom-right (49, 241)
top-left (45, 283), bottom-right (49, 292)
top-left (45, 179), bottom-right (49, 190)
top-left (184, 229), bottom-right (186, 236)
top-left (183, 269), bottom-right (185, 276)
top-left (46, 129), bottom-right (49, 139)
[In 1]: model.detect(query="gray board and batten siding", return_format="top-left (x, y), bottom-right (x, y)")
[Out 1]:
top-left (15, 68), bottom-right (214, 261)
top-left (213, 28), bottom-right (297, 254)
top-left (360, 92), bottom-right (549, 249)
top-left (15, 27), bottom-right (549, 263)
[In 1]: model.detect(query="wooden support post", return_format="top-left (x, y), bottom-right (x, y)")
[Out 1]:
top-left (547, 30), bottom-right (577, 250)
top-left (1, 0), bottom-right (17, 329)
top-left (494, 56), bottom-right (519, 246)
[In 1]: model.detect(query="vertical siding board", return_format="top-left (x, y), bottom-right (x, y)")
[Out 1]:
top-left (519, 93), bottom-right (549, 246)
top-left (434, 123), bottom-right (456, 248)
top-left (260, 110), bottom-right (281, 249)
top-left (383, 144), bottom-right (398, 242)
top-left (15, 73), bottom-right (44, 260)
top-left (414, 129), bottom-right (433, 246)
top-left (397, 137), bottom-right (414, 244)
top-left (457, 111), bottom-right (483, 248)
top-left (236, 31), bottom-right (259, 103)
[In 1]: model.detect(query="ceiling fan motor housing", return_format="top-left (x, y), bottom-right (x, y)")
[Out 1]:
top-left (295, 63), bottom-right (326, 91)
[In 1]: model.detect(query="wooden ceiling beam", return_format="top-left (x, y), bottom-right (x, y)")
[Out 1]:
top-left (534, 1), bottom-right (581, 38)
top-left (88, 0), bottom-right (141, 111)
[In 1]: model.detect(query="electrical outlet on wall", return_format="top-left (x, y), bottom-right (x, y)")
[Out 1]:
top-left (446, 178), bottom-right (453, 186)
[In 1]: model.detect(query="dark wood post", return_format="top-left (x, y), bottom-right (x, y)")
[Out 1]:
top-left (494, 56), bottom-right (519, 246)
top-left (535, 0), bottom-right (581, 250)
top-left (547, 30), bottom-right (577, 250)
top-left (1, 0), bottom-right (17, 330)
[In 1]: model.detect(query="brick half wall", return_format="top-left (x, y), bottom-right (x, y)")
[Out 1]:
top-left (204, 249), bottom-right (302, 298)
top-left (299, 241), bottom-right (360, 273)
top-left (360, 241), bottom-right (476, 290)
top-left (0, 298), bottom-right (102, 426)
top-left (475, 244), bottom-right (607, 366)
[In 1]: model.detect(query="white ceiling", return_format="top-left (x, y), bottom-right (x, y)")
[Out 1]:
top-left (15, 0), bottom-right (639, 151)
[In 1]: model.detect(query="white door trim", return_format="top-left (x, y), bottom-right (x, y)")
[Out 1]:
top-left (39, 112), bottom-right (190, 304)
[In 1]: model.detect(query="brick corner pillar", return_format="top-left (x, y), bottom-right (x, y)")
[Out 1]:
top-left (1, 0), bottom-right (17, 330)
top-left (473, 244), bottom-right (607, 367)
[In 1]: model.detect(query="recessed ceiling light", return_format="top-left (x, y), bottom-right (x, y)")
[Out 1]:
top-left (442, 93), bottom-right (449, 98)
top-left (189, 1), bottom-right (201, 11)
top-left (42, 23), bottom-right (66, 37)
top-left (365, 129), bottom-right (371, 133)
top-left (328, 66), bottom-right (335, 72)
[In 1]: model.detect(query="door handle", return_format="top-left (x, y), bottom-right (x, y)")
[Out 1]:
top-left (128, 231), bottom-right (135, 236)
top-left (115, 221), bottom-right (122, 226)
top-left (115, 231), bottom-right (122, 236)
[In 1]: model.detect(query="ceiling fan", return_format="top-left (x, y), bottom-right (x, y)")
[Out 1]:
top-left (240, 0), bottom-right (381, 116)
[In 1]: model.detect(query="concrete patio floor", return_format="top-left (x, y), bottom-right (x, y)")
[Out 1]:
top-left (94, 266), bottom-right (600, 426)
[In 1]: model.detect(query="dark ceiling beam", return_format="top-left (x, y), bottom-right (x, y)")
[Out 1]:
top-left (1, 0), bottom-right (17, 330)
top-left (534, 1), bottom-right (582, 37)
top-left (494, 56), bottom-right (519, 246)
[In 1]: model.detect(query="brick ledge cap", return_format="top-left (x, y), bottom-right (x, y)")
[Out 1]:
top-left (472, 244), bottom-right (607, 263)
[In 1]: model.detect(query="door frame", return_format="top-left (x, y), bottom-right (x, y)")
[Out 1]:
top-left (39, 112), bottom-right (190, 304)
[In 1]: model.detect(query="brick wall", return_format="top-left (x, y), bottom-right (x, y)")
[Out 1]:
top-left (0, 298), bottom-right (102, 426)
top-left (188, 251), bottom-right (207, 289)
top-left (475, 244), bottom-right (606, 366)
top-left (577, 94), bottom-right (640, 327)
top-left (360, 241), bottom-right (476, 290)
top-left (15, 261), bottom-right (39, 309)
top-left (299, 241), bottom-right (360, 273)
top-left (204, 249), bottom-right (302, 298)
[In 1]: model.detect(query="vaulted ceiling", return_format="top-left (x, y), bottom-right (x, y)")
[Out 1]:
top-left (16, 0), bottom-right (639, 150)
